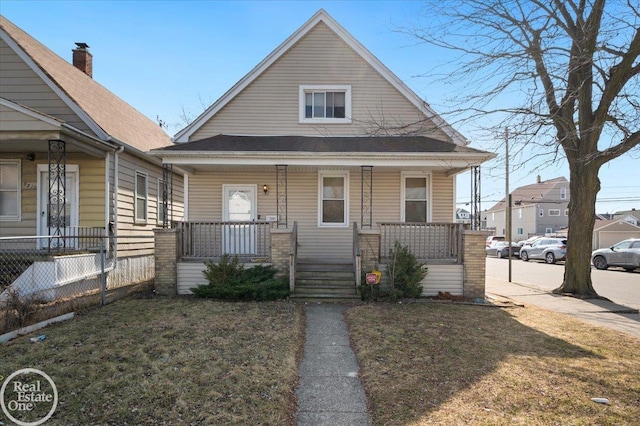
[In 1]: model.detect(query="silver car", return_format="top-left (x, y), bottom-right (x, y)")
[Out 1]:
top-left (591, 238), bottom-right (640, 271)
top-left (520, 238), bottom-right (567, 264)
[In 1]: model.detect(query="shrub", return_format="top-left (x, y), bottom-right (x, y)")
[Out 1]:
top-left (191, 255), bottom-right (289, 301)
top-left (387, 242), bottom-right (428, 299)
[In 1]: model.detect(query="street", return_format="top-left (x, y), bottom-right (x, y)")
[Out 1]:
top-left (486, 257), bottom-right (640, 311)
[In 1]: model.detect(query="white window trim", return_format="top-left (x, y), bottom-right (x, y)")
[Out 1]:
top-left (548, 209), bottom-right (561, 216)
top-left (400, 171), bottom-right (432, 222)
top-left (564, 208), bottom-right (569, 216)
top-left (135, 171), bottom-right (148, 224)
top-left (517, 227), bottom-right (524, 235)
top-left (560, 187), bottom-right (567, 199)
top-left (0, 160), bottom-right (21, 221)
top-left (545, 227), bottom-right (553, 234)
top-left (317, 170), bottom-right (349, 227)
top-left (299, 85), bottom-right (352, 124)
top-left (157, 177), bottom-right (165, 225)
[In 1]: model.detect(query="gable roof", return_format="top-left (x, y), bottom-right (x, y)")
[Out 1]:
top-left (488, 177), bottom-right (568, 212)
top-left (0, 15), bottom-right (171, 151)
top-left (613, 209), bottom-right (640, 221)
top-left (593, 219), bottom-right (640, 232)
top-left (173, 9), bottom-right (469, 146)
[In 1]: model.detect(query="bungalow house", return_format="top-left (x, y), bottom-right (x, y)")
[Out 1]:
top-left (152, 10), bottom-right (494, 300)
top-left (485, 176), bottom-right (570, 240)
top-left (0, 15), bottom-right (184, 299)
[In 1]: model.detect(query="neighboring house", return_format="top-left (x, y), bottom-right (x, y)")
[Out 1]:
top-left (152, 10), bottom-right (494, 299)
top-left (612, 209), bottom-right (640, 226)
top-left (0, 16), bottom-right (184, 295)
top-left (485, 176), bottom-right (569, 240)
top-left (456, 208), bottom-right (471, 224)
top-left (592, 220), bottom-right (640, 249)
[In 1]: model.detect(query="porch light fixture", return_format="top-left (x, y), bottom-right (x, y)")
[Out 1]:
top-left (27, 152), bottom-right (35, 161)
top-left (263, 184), bottom-right (269, 195)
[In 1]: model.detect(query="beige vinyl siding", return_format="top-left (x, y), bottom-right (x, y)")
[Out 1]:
top-left (115, 152), bottom-right (185, 233)
top-left (378, 263), bottom-right (463, 296)
top-left (0, 153), bottom-right (104, 237)
top-left (187, 167), bottom-right (454, 259)
top-left (0, 104), bottom-right (60, 132)
top-left (191, 22), bottom-right (450, 141)
top-left (0, 39), bottom-right (92, 134)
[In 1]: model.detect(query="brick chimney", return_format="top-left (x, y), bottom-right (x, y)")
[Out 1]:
top-left (536, 175), bottom-right (541, 184)
top-left (72, 42), bottom-right (92, 77)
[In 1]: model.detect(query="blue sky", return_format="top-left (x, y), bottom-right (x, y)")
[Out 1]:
top-left (2, 0), bottom-right (638, 214)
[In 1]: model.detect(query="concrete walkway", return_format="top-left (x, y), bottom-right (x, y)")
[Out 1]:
top-left (296, 303), bottom-right (370, 426)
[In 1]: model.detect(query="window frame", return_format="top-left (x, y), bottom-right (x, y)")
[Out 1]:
top-left (539, 209), bottom-right (544, 217)
top-left (401, 172), bottom-right (432, 223)
top-left (0, 160), bottom-right (21, 221)
top-left (560, 187), bottom-right (567, 199)
top-left (299, 85), bottom-right (352, 124)
top-left (317, 170), bottom-right (349, 227)
top-left (564, 208), bottom-right (569, 216)
top-left (134, 171), bottom-right (148, 224)
top-left (517, 227), bottom-right (524, 235)
top-left (548, 209), bottom-right (561, 216)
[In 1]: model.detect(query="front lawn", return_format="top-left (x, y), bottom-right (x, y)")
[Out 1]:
top-left (346, 303), bottom-right (640, 425)
top-left (1, 296), bottom-right (304, 425)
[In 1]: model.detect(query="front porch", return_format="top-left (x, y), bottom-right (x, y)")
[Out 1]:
top-left (155, 221), bottom-right (487, 300)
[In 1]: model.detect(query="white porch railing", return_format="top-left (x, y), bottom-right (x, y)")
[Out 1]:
top-left (379, 222), bottom-right (464, 262)
top-left (177, 221), bottom-right (272, 260)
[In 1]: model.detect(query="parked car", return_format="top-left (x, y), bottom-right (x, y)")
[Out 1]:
top-left (518, 236), bottom-right (541, 247)
top-left (486, 235), bottom-right (505, 247)
top-left (520, 238), bottom-right (567, 264)
top-left (486, 241), bottom-right (521, 258)
top-left (591, 238), bottom-right (640, 271)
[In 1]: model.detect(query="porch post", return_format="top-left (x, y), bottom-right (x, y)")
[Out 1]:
top-left (154, 227), bottom-right (178, 296)
top-left (471, 166), bottom-right (481, 230)
top-left (361, 166), bottom-right (373, 228)
top-left (462, 230), bottom-right (488, 300)
top-left (48, 139), bottom-right (66, 249)
top-left (161, 163), bottom-right (172, 228)
top-left (276, 165), bottom-right (288, 228)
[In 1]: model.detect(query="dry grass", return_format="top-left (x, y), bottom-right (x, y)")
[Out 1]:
top-left (1, 295), bottom-right (305, 425)
top-left (345, 302), bottom-right (640, 426)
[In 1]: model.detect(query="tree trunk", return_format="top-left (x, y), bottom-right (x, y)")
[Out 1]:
top-left (553, 161), bottom-right (600, 297)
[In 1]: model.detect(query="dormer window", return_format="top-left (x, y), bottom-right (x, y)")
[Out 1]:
top-left (299, 85), bottom-right (351, 123)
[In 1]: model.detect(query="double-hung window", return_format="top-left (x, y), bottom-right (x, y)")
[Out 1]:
top-left (548, 209), bottom-right (560, 216)
top-left (135, 171), bottom-right (148, 224)
top-left (402, 173), bottom-right (431, 222)
top-left (0, 160), bottom-right (20, 221)
top-left (300, 85), bottom-right (351, 123)
top-left (318, 171), bottom-right (348, 227)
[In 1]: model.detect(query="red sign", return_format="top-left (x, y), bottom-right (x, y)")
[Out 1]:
top-left (365, 273), bottom-right (379, 284)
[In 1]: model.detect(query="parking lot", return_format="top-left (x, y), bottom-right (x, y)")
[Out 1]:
top-left (486, 257), bottom-right (640, 311)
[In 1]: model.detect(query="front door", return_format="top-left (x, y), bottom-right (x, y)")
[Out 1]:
top-left (37, 164), bottom-right (79, 248)
top-left (223, 185), bottom-right (257, 255)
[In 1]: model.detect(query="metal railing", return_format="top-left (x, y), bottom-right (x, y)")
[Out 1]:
top-left (289, 222), bottom-right (298, 292)
top-left (379, 222), bottom-right (463, 261)
top-left (178, 221), bottom-right (272, 260)
top-left (353, 222), bottom-right (361, 288)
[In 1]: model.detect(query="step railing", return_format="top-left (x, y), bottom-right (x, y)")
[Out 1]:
top-left (289, 221), bottom-right (298, 292)
top-left (353, 222), bottom-right (361, 288)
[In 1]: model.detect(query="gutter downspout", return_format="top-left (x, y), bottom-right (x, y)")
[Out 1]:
top-left (105, 152), bottom-right (110, 241)
top-left (113, 145), bottom-right (125, 266)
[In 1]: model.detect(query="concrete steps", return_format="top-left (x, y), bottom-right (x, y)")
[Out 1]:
top-left (290, 261), bottom-right (360, 303)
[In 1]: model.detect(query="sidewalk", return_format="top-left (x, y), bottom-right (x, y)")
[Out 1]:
top-left (486, 276), bottom-right (640, 339)
top-left (296, 303), bottom-right (370, 426)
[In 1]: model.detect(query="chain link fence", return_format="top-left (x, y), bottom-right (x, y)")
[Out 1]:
top-left (1, 235), bottom-right (155, 335)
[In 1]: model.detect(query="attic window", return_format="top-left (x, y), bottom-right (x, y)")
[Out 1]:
top-left (299, 85), bottom-right (351, 124)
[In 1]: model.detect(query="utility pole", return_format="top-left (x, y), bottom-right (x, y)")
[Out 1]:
top-left (505, 128), bottom-right (512, 282)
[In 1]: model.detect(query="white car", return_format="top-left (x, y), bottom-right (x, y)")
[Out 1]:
top-left (591, 239), bottom-right (640, 271)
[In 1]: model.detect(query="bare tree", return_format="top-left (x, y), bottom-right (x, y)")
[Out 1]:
top-left (405, 0), bottom-right (639, 297)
